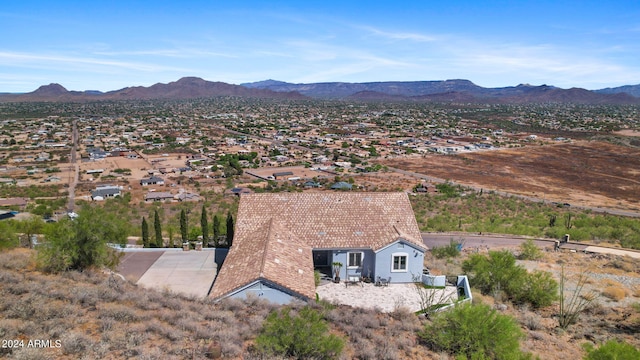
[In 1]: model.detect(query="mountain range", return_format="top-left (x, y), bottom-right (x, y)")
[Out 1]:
top-left (1, 77), bottom-right (639, 104)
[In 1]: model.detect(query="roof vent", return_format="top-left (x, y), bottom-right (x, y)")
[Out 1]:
top-left (354, 231), bottom-right (363, 236)
top-left (274, 258), bottom-right (280, 264)
top-left (318, 231), bottom-right (326, 236)
top-left (298, 269), bottom-right (304, 274)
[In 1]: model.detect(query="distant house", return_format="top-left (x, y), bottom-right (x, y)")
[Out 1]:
top-left (144, 192), bottom-right (174, 202)
top-left (330, 181), bottom-right (352, 190)
top-left (140, 176), bottom-right (165, 186)
top-left (303, 181), bottom-right (321, 188)
top-left (226, 187), bottom-right (253, 197)
top-left (272, 171), bottom-right (294, 179)
top-left (210, 192), bottom-right (426, 304)
top-left (0, 210), bottom-right (16, 220)
top-left (91, 185), bottom-right (122, 201)
top-left (0, 197), bottom-right (28, 208)
top-left (174, 192), bottom-right (201, 202)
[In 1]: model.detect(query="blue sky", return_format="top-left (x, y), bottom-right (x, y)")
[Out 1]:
top-left (2, 1), bottom-right (639, 92)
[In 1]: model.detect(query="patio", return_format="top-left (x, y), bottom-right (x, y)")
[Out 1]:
top-left (315, 281), bottom-right (459, 313)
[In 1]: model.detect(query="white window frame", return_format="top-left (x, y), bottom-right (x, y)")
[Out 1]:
top-left (347, 251), bottom-right (363, 268)
top-left (391, 252), bottom-right (408, 272)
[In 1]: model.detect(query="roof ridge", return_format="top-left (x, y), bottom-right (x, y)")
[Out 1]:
top-left (258, 218), bottom-right (275, 277)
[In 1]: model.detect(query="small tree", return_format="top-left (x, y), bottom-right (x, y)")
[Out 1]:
top-left (0, 220), bottom-right (19, 249)
top-left (225, 211), bottom-right (234, 246)
top-left (180, 209), bottom-right (187, 243)
top-left (418, 303), bottom-right (530, 359)
top-left (519, 239), bottom-right (543, 260)
top-left (141, 217), bottom-right (150, 248)
top-left (200, 205), bottom-right (209, 245)
top-left (462, 250), bottom-right (526, 301)
top-left (154, 209), bottom-right (162, 247)
top-left (37, 205), bottom-right (125, 273)
top-left (255, 306), bottom-right (344, 359)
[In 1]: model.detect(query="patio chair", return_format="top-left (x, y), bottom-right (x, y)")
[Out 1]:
top-left (375, 276), bottom-right (390, 287)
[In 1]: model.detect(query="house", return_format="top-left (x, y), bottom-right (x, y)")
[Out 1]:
top-left (140, 176), bottom-right (165, 186)
top-left (91, 185), bottom-right (122, 201)
top-left (174, 192), bottom-right (201, 202)
top-left (210, 192), bottom-right (426, 304)
top-left (330, 181), bottom-right (352, 190)
top-left (144, 192), bottom-right (174, 202)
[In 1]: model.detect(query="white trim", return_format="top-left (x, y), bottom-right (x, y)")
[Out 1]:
top-left (347, 251), bottom-right (363, 269)
top-left (391, 252), bottom-right (408, 272)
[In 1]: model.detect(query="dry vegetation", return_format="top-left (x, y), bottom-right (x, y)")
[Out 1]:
top-left (0, 249), bottom-right (427, 360)
top-left (381, 140), bottom-right (640, 212)
top-left (1, 247), bottom-right (639, 359)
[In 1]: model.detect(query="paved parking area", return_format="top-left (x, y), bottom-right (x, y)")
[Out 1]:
top-left (316, 281), bottom-right (458, 313)
top-left (122, 250), bottom-right (218, 298)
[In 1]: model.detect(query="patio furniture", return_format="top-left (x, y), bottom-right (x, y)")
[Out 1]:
top-left (346, 275), bottom-right (363, 287)
top-left (375, 276), bottom-right (390, 287)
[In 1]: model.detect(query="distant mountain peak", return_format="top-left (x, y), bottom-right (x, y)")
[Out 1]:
top-left (32, 83), bottom-right (68, 95)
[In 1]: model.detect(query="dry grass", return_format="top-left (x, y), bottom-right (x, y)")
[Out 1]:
top-left (602, 286), bottom-right (627, 301)
top-left (2, 247), bottom-right (640, 359)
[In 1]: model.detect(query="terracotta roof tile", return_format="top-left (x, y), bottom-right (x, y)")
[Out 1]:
top-left (210, 192), bottom-right (423, 301)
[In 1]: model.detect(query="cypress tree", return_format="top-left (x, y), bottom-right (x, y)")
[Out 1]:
top-left (212, 214), bottom-right (221, 247)
top-left (180, 209), bottom-right (187, 242)
top-left (201, 205), bottom-right (209, 246)
top-left (226, 211), bottom-right (234, 247)
top-left (141, 217), bottom-right (149, 248)
top-left (154, 209), bottom-right (162, 247)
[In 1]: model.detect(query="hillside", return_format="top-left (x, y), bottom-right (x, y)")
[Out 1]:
top-left (1, 246), bottom-right (639, 359)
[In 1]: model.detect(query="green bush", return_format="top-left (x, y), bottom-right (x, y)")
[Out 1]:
top-left (418, 303), bottom-right (531, 359)
top-left (255, 306), bottom-right (344, 360)
top-left (37, 205), bottom-right (126, 272)
top-left (431, 239), bottom-right (461, 259)
top-left (512, 270), bottom-right (558, 308)
top-left (518, 239), bottom-right (543, 260)
top-left (583, 339), bottom-right (640, 360)
top-left (462, 250), bottom-right (527, 301)
top-left (462, 250), bottom-right (556, 308)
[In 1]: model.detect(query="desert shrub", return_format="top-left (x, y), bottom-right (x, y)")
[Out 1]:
top-left (462, 250), bottom-right (526, 300)
top-left (462, 250), bottom-right (556, 308)
top-left (431, 239), bottom-right (461, 259)
top-left (98, 303), bottom-right (140, 323)
top-left (254, 306), bottom-right (344, 360)
top-left (601, 286), bottom-right (626, 301)
top-left (418, 303), bottom-right (531, 359)
top-left (583, 339), bottom-right (640, 360)
top-left (62, 332), bottom-right (93, 355)
top-left (512, 270), bottom-right (558, 308)
top-left (36, 205), bottom-right (126, 273)
top-left (10, 347), bottom-right (55, 360)
top-left (518, 239), bottom-right (543, 260)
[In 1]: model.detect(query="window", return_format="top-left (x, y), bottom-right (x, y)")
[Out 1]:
top-left (348, 252), bottom-right (362, 268)
top-left (392, 253), bottom-right (408, 272)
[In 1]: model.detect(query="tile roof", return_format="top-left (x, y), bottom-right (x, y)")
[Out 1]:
top-left (210, 192), bottom-right (424, 301)
top-left (209, 218), bottom-right (315, 300)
